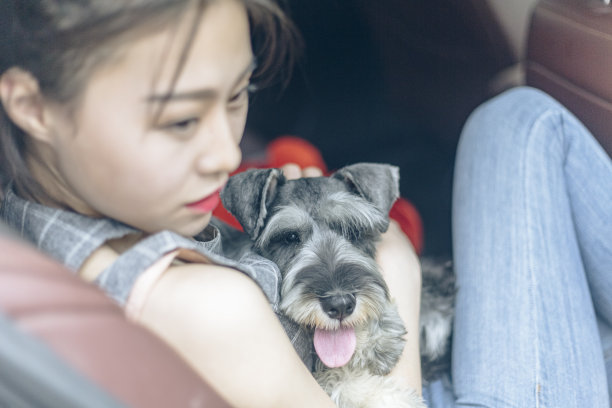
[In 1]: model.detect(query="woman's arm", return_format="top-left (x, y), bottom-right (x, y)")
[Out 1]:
top-left (138, 263), bottom-right (335, 408)
top-left (376, 220), bottom-right (423, 393)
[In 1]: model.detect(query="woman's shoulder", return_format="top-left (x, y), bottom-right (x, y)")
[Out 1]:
top-left (3, 186), bottom-right (282, 307)
top-left (1, 185), bottom-right (138, 269)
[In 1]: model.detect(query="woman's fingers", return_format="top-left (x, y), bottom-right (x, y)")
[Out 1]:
top-left (281, 164), bottom-right (323, 180)
top-left (302, 166), bottom-right (323, 178)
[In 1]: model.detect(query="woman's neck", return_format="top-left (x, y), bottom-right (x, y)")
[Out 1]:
top-left (25, 143), bottom-right (102, 217)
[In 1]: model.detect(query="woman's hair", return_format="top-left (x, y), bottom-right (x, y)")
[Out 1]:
top-left (0, 0), bottom-right (300, 199)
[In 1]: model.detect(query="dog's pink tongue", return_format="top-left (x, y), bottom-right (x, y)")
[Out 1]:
top-left (313, 327), bottom-right (356, 368)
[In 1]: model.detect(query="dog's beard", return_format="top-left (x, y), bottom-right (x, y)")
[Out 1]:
top-left (279, 233), bottom-right (389, 330)
top-left (280, 260), bottom-right (391, 369)
top-left (259, 221), bottom-right (403, 371)
top-left (280, 280), bottom-right (387, 330)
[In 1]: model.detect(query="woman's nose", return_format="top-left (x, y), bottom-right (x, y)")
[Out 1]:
top-left (195, 108), bottom-right (242, 175)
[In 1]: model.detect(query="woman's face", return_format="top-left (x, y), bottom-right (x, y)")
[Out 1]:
top-left (43, 0), bottom-right (253, 235)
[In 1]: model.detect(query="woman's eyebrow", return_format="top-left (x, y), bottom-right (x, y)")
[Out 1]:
top-left (146, 58), bottom-right (257, 103)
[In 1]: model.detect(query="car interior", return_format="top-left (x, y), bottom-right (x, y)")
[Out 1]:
top-left (1, 0), bottom-right (611, 406)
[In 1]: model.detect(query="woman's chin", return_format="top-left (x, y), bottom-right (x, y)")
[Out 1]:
top-left (177, 212), bottom-right (214, 237)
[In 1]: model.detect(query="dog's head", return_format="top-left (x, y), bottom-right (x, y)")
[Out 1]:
top-left (221, 163), bottom-right (400, 367)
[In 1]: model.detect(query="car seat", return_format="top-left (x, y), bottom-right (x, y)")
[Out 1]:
top-left (526, 0), bottom-right (612, 158)
top-left (0, 222), bottom-right (231, 408)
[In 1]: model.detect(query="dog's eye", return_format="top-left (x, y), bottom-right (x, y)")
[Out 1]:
top-left (284, 232), bottom-right (301, 245)
top-left (278, 231), bottom-right (301, 245)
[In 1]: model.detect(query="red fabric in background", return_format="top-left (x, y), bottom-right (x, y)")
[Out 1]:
top-left (213, 136), bottom-right (424, 255)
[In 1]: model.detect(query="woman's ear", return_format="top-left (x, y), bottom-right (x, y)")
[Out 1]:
top-left (0, 67), bottom-right (53, 143)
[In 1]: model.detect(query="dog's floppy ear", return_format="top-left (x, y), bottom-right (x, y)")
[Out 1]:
top-left (220, 168), bottom-right (285, 239)
top-left (332, 163), bottom-right (400, 217)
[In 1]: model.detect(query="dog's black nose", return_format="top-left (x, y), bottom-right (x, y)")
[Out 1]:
top-left (321, 294), bottom-right (356, 320)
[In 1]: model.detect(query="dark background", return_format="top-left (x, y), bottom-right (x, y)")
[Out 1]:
top-left (245, 0), bottom-right (515, 256)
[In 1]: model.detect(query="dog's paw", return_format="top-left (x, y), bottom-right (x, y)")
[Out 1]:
top-left (352, 303), bottom-right (406, 376)
top-left (316, 368), bottom-right (425, 408)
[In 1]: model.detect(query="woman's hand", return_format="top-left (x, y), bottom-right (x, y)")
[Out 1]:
top-left (280, 163), bottom-right (323, 180)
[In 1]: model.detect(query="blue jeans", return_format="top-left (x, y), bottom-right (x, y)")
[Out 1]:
top-left (424, 87), bottom-right (612, 407)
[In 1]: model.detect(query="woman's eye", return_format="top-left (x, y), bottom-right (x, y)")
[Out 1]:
top-left (229, 89), bottom-right (246, 104)
top-left (162, 118), bottom-right (199, 137)
top-left (228, 83), bottom-right (257, 108)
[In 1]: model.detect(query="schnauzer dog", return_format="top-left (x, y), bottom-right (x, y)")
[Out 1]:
top-left (221, 163), bottom-right (454, 408)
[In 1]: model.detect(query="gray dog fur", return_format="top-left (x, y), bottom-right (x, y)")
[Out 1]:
top-left (221, 163), bottom-right (454, 408)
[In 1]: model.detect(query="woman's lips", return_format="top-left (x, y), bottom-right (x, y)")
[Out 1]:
top-left (186, 189), bottom-right (221, 213)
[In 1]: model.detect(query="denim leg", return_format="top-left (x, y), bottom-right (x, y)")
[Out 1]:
top-left (599, 316), bottom-right (612, 401)
top-left (429, 87), bottom-right (612, 407)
